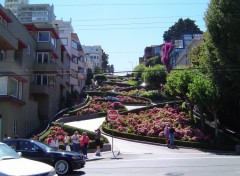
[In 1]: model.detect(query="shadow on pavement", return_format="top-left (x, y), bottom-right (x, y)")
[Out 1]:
top-left (70, 170), bottom-right (86, 176)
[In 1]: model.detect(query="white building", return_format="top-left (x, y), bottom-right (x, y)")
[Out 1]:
top-left (55, 19), bottom-right (86, 94)
top-left (82, 45), bottom-right (103, 73)
top-left (4, 0), bottom-right (29, 16)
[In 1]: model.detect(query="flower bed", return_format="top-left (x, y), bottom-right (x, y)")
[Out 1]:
top-left (109, 105), bottom-right (211, 142)
top-left (76, 96), bottom-right (125, 116)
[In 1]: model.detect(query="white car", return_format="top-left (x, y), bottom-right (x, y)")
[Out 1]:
top-left (0, 142), bottom-right (56, 176)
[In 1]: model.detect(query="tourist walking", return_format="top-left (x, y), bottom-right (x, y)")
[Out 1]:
top-left (95, 128), bottom-right (101, 156)
top-left (169, 126), bottom-right (175, 148)
top-left (80, 132), bottom-right (89, 159)
top-left (71, 131), bottom-right (80, 152)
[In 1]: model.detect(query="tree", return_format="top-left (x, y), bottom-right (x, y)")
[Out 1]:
top-left (102, 51), bottom-right (109, 72)
top-left (133, 64), bottom-right (146, 80)
top-left (107, 64), bottom-right (114, 74)
top-left (163, 18), bottom-right (203, 42)
top-left (85, 68), bottom-right (94, 86)
top-left (94, 66), bottom-right (102, 74)
top-left (94, 74), bottom-right (107, 85)
top-left (188, 75), bottom-right (220, 136)
top-left (205, 0), bottom-right (240, 128)
top-left (164, 66), bottom-right (198, 119)
top-left (142, 64), bottom-right (166, 89)
top-left (145, 56), bottom-right (162, 67)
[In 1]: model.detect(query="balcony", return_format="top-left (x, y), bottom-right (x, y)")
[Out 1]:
top-left (0, 24), bottom-right (18, 50)
top-left (30, 85), bottom-right (52, 96)
top-left (33, 62), bottom-right (61, 74)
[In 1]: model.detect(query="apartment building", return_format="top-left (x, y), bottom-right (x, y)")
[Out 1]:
top-left (4, 0), bottom-right (29, 16)
top-left (55, 19), bottom-right (86, 94)
top-left (0, 5), bottom-right (70, 139)
top-left (176, 35), bottom-right (203, 66)
top-left (143, 45), bottom-right (161, 62)
top-left (82, 45), bottom-right (103, 73)
top-left (17, 4), bottom-right (55, 24)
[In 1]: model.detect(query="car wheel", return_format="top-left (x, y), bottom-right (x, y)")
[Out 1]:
top-left (54, 159), bottom-right (70, 175)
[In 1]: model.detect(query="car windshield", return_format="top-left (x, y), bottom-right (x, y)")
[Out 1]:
top-left (34, 141), bottom-right (55, 151)
top-left (0, 143), bottom-right (20, 160)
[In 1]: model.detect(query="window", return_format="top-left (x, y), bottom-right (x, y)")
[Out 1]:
top-left (37, 52), bottom-right (49, 63)
top-left (0, 50), bottom-right (5, 61)
top-left (71, 40), bottom-right (78, 49)
top-left (19, 82), bottom-right (23, 99)
top-left (35, 75), bottom-right (55, 89)
top-left (61, 38), bottom-right (68, 46)
top-left (38, 31), bottom-right (50, 42)
top-left (0, 77), bottom-right (7, 95)
top-left (27, 44), bottom-right (31, 55)
top-left (50, 35), bottom-right (56, 48)
top-left (13, 121), bottom-right (17, 135)
top-left (36, 75), bottom-right (48, 86)
top-left (9, 78), bottom-right (18, 98)
top-left (72, 55), bottom-right (78, 64)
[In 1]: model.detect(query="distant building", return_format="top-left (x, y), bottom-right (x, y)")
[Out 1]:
top-left (17, 4), bottom-right (56, 23)
top-left (170, 33), bottom-right (203, 68)
top-left (55, 19), bottom-right (86, 94)
top-left (4, 0), bottom-right (56, 23)
top-left (176, 35), bottom-right (203, 67)
top-left (82, 45), bottom-right (103, 73)
top-left (139, 45), bottom-right (162, 65)
top-left (4, 0), bottom-right (29, 16)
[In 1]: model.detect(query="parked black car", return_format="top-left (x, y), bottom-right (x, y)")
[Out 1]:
top-left (3, 138), bottom-right (86, 175)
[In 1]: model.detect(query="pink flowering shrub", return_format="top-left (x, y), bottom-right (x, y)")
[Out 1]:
top-left (44, 126), bottom-right (66, 144)
top-left (110, 105), bottom-right (211, 142)
top-left (76, 96), bottom-right (125, 116)
top-left (116, 95), bottom-right (148, 103)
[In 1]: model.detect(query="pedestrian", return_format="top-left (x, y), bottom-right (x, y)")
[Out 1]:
top-left (169, 126), bottom-right (175, 148)
top-left (64, 132), bottom-right (70, 151)
top-left (95, 128), bottom-right (101, 156)
top-left (71, 131), bottom-right (80, 152)
top-left (80, 132), bottom-right (89, 159)
top-left (49, 135), bottom-right (59, 150)
top-left (164, 125), bottom-right (170, 147)
top-left (3, 134), bottom-right (9, 140)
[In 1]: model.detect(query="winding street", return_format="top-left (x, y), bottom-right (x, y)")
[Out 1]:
top-left (66, 106), bottom-right (240, 176)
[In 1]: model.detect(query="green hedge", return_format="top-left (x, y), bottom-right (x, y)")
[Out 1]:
top-left (102, 123), bottom-right (234, 151)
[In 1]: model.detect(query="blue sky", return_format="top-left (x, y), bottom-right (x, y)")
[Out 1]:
top-left (0, 0), bottom-right (209, 72)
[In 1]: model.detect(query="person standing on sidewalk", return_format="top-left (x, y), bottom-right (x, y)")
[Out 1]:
top-left (95, 128), bottom-right (101, 156)
top-left (169, 126), bottom-right (175, 148)
top-left (164, 124), bottom-right (170, 147)
top-left (71, 131), bottom-right (80, 152)
top-left (80, 132), bottom-right (89, 159)
top-left (64, 132), bottom-right (71, 151)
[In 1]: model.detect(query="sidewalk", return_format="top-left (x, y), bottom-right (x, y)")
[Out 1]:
top-left (86, 150), bottom-right (120, 161)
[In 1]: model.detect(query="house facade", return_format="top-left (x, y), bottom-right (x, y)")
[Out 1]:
top-left (55, 19), bottom-right (86, 94)
top-left (0, 5), bottom-right (70, 139)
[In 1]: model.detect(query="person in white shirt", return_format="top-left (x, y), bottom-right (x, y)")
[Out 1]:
top-left (71, 131), bottom-right (80, 152)
top-left (49, 135), bottom-right (59, 150)
top-left (64, 132), bottom-right (70, 151)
